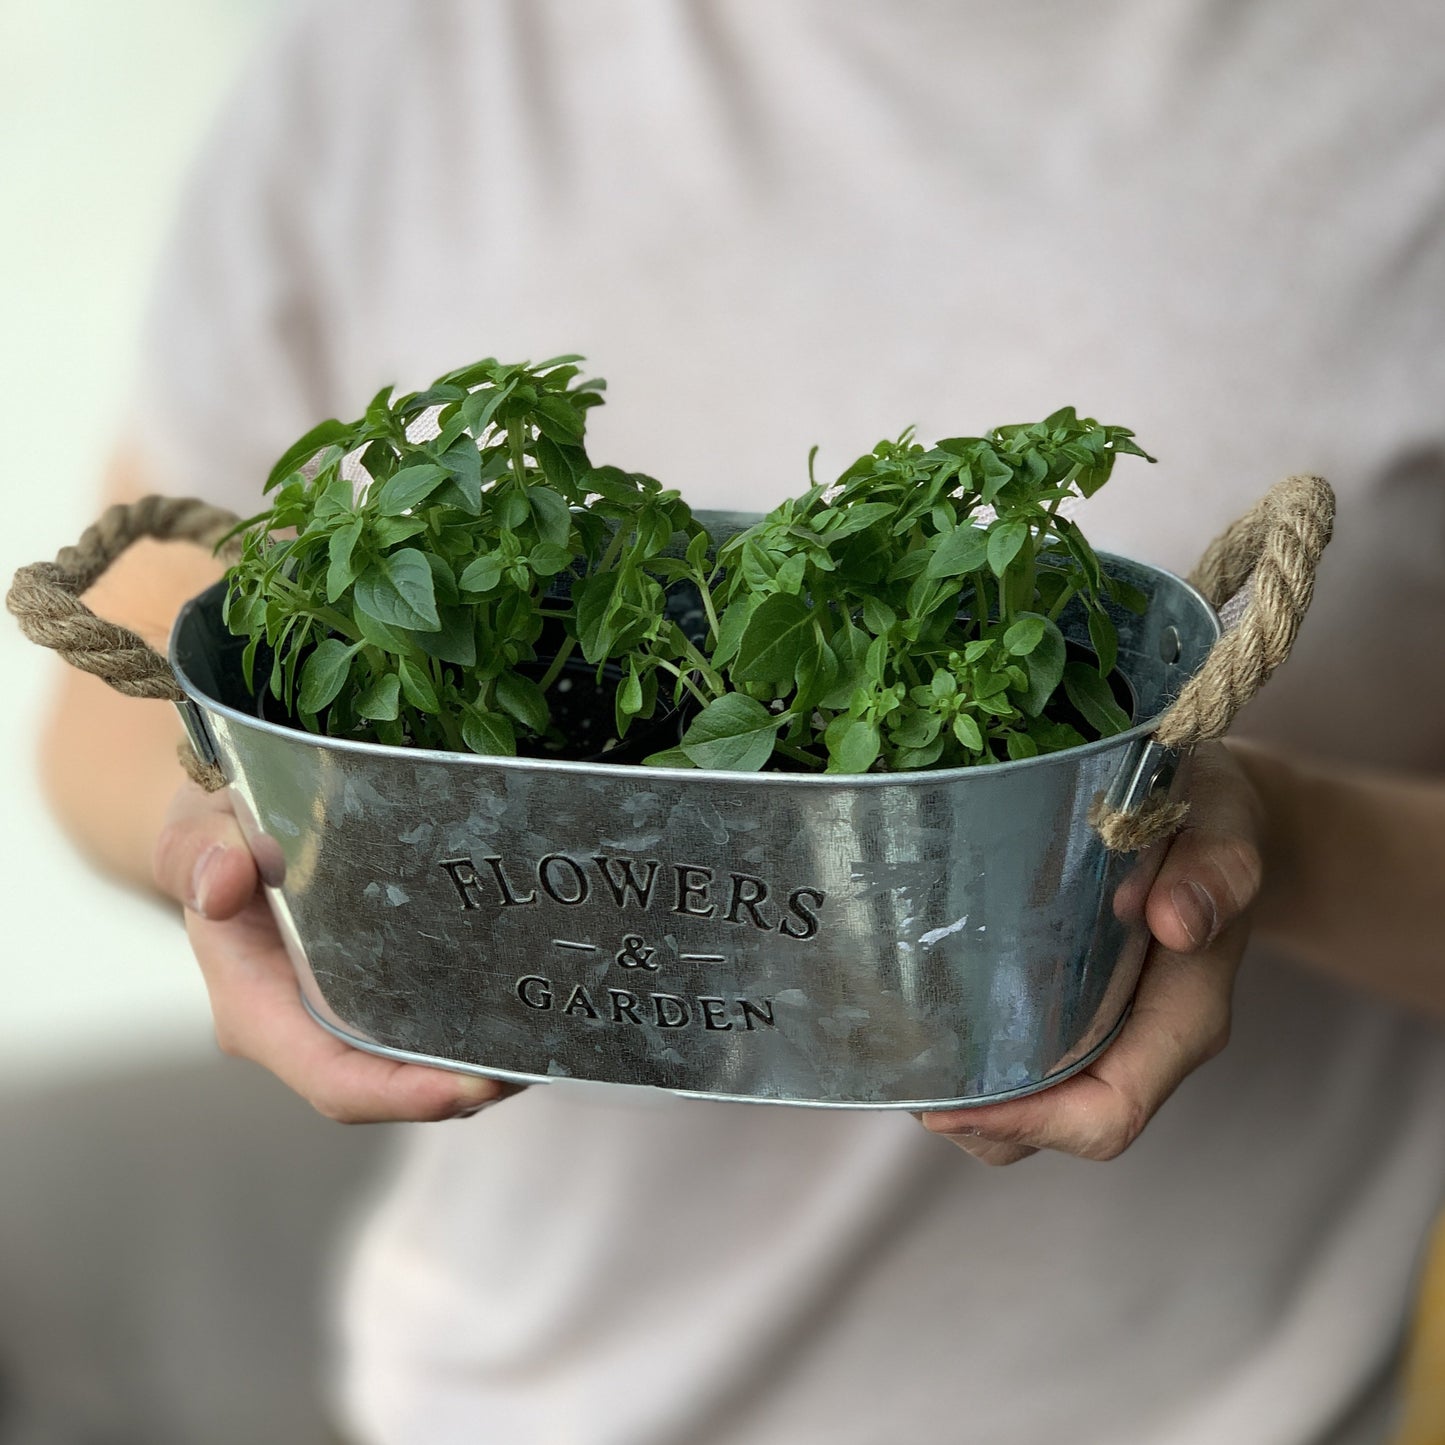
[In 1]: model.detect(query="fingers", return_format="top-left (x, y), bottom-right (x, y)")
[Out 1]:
top-left (921, 920), bottom-right (1245, 1164)
top-left (188, 895), bottom-right (515, 1123)
top-left (159, 781), bottom-right (515, 1123)
top-left (153, 781), bottom-right (259, 920)
top-left (1144, 742), bottom-right (1264, 954)
top-left (930, 1135), bottom-right (1039, 1167)
top-left (921, 744), bottom-right (1260, 1166)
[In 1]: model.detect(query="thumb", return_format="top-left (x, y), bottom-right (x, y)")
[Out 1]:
top-left (1146, 741), bottom-right (1265, 954)
top-left (152, 782), bottom-right (260, 919)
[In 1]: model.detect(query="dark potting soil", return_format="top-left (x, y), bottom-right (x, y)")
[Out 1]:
top-left (513, 654), bottom-right (687, 765)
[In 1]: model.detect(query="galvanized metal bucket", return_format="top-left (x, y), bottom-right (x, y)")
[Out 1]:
top-left (11, 478), bottom-right (1334, 1109)
top-left (174, 546), bottom-right (1213, 1111)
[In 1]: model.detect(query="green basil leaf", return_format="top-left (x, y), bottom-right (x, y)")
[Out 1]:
top-left (1054, 516), bottom-right (1103, 592)
top-left (326, 518), bottom-right (365, 602)
top-left (458, 553), bottom-right (504, 594)
top-left (618, 667), bottom-right (644, 718)
top-left (739, 540), bottom-right (780, 593)
top-left (820, 501), bottom-right (895, 541)
top-left (371, 516), bottom-right (427, 548)
top-left (861, 596), bottom-right (896, 634)
top-left (297, 638), bottom-right (361, 714)
top-left (425, 553), bottom-right (460, 608)
top-left (641, 745), bottom-right (695, 769)
top-left (952, 713), bottom-right (984, 751)
top-left (578, 466), bottom-right (640, 505)
top-left (1088, 608), bottom-right (1119, 677)
top-left (411, 608), bottom-right (475, 668)
top-left (363, 384), bottom-right (394, 424)
top-left (888, 711), bottom-right (942, 748)
top-left (460, 382), bottom-right (514, 435)
top-left (774, 553), bottom-right (808, 595)
top-left (1003, 614), bottom-right (1047, 656)
top-left (495, 672), bottom-right (550, 734)
top-left (394, 657), bottom-right (438, 714)
top-left (353, 606), bottom-right (410, 655)
top-left (528, 486), bottom-right (573, 548)
top-left (311, 471), bottom-right (356, 523)
top-left (824, 716), bottom-right (881, 774)
top-left (978, 450), bottom-right (1014, 503)
top-left (355, 671), bottom-right (401, 721)
top-left (264, 418), bottom-right (352, 492)
top-left (573, 570), bottom-right (621, 663)
top-left (865, 634), bottom-right (890, 686)
top-left (732, 591), bottom-right (816, 686)
top-left (986, 519), bottom-right (1029, 577)
top-left (1033, 719), bottom-right (1087, 754)
top-left (1108, 576), bottom-right (1150, 615)
top-left (354, 548), bottom-right (440, 630)
top-left (1005, 731), bottom-right (1040, 761)
top-left (533, 393), bottom-right (587, 442)
top-left (534, 435), bottom-right (589, 493)
top-left (975, 692), bottom-right (1016, 718)
top-left (891, 737), bottom-right (947, 771)
top-left (496, 488), bottom-right (530, 530)
top-left (711, 595), bottom-right (758, 667)
top-left (375, 463), bottom-right (449, 516)
top-left (529, 542), bottom-right (574, 577)
top-left (686, 529), bottom-right (712, 573)
top-left (461, 708), bottom-right (517, 757)
top-left (680, 694), bottom-right (784, 772)
top-left (436, 443), bottom-right (483, 513)
top-left (1063, 660), bottom-right (1132, 737)
top-left (1018, 618), bottom-right (1066, 717)
top-left (925, 524), bottom-right (990, 579)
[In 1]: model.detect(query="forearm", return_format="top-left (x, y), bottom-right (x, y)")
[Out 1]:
top-left (1232, 740), bottom-right (1445, 1021)
top-left (41, 669), bottom-right (193, 896)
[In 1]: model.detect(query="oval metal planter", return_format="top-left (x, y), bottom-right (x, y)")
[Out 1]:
top-left (169, 531), bottom-right (1219, 1110)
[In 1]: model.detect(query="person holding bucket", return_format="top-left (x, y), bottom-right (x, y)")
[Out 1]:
top-left (34, 3), bottom-right (1445, 1443)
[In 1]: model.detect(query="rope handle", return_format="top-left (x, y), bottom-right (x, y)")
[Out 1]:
top-left (1093, 473), bottom-right (1336, 850)
top-left (7, 495), bottom-right (243, 789)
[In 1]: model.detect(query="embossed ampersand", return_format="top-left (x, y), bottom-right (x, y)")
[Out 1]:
top-left (615, 934), bottom-right (660, 970)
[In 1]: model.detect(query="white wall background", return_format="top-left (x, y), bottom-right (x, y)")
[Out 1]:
top-left (0, 0), bottom-right (280, 1084)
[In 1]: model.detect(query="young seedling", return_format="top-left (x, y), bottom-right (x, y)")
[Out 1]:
top-left (659, 408), bottom-right (1155, 772)
top-left (222, 356), bottom-right (710, 757)
top-left (224, 357), bottom-right (1152, 774)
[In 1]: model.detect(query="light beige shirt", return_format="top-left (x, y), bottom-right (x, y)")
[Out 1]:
top-left (135, 4), bottom-right (1445, 1442)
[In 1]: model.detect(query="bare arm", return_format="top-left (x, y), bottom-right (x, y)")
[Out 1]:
top-left (1234, 741), bottom-right (1445, 1024)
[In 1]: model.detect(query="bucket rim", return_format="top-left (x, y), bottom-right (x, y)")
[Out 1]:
top-left (170, 553), bottom-right (1220, 789)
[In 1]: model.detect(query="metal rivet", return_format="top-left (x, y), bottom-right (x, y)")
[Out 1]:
top-left (1158, 625), bottom-right (1180, 664)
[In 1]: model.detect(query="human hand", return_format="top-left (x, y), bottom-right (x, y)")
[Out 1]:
top-left (919, 740), bottom-right (1265, 1164)
top-left (152, 781), bottom-right (514, 1122)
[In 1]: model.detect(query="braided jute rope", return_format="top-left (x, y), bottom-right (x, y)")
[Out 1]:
top-left (7, 495), bottom-right (242, 791)
top-left (1092, 473), bottom-right (1335, 851)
